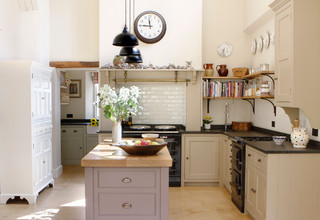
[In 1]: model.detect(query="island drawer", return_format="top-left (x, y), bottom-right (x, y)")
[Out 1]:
top-left (96, 193), bottom-right (157, 217)
top-left (96, 168), bottom-right (159, 188)
top-left (246, 146), bottom-right (267, 172)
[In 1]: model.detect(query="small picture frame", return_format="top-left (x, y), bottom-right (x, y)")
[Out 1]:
top-left (69, 80), bottom-right (81, 98)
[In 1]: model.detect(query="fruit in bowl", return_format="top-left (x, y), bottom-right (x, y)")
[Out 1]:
top-left (141, 134), bottom-right (159, 141)
top-left (113, 139), bottom-right (167, 155)
top-left (272, 136), bottom-right (286, 145)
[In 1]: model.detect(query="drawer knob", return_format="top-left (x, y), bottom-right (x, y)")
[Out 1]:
top-left (122, 177), bottom-right (132, 183)
top-left (122, 203), bottom-right (132, 209)
top-left (258, 159), bottom-right (261, 162)
top-left (251, 188), bottom-right (256, 193)
top-left (73, 130), bottom-right (78, 133)
top-left (62, 130), bottom-right (66, 133)
top-left (248, 154), bottom-right (251, 157)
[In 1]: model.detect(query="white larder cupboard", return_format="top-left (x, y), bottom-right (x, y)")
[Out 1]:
top-left (0, 61), bottom-right (54, 204)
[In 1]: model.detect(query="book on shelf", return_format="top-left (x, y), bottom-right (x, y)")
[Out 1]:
top-left (202, 79), bottom-right (245, 98)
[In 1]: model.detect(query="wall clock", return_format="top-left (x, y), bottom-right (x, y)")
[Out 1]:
top-left (217, 42), bottom-right (233, 57)
top-left (251, 39), bottom-right (257, 55)
top-left (134, 11), bottom-right (166, 44)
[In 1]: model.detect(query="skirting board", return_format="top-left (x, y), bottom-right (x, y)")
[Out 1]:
top-left (52, 165), bottom-right (63, 178)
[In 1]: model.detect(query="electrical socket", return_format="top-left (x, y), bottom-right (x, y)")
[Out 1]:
top-left (271, 121), bottom-right (275, 127)
top-left (312, 128), bottom-right (318, 137)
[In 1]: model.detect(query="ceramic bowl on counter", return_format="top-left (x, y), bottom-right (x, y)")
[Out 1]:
top-left (142, 133), bottom-right (159, 141)
top-left (272, 136), bottom-right (286, 145)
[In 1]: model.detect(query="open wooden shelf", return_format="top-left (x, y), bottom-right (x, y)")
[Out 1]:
top-left (203, 95), bottom-right (274, 100)
top-left (202, 71), bottom-right (274, 80)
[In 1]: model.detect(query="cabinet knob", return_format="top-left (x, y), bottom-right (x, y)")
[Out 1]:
top-left (258, 159), bottom-right (261, 162)
top-left (186, 157), bottom-right (189, 160)
top-left (122, 177), bottom-right (132, 183)
top-left (43, 161), bottom-right (46, 164)
top-left (80, 147), bottom-right (82, 149)
top-left (73, 130), bottom-right (78, 133)
top-left (62, 130), bottom-right (66, 133)
top-left (248, 154), bottom-right (251, 157)
top-left (229, 155), bottom-right (232, 158)
top-left (251, 188), bottom-right (256, 193)
top-left (122, 203), bottom-right (132, 209)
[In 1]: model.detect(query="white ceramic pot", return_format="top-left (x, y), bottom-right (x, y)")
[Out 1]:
top-left (204, 124), bottom-right (211, 130)
top-left (291, 128), bottom-right (309, 148)
top-left (112, 121), bottom-right (122, 143)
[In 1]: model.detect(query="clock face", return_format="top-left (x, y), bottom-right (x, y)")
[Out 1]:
top-left (217, 42), bottom-right (232, 57)
top-left (134, 11), bottom-right (166, 44)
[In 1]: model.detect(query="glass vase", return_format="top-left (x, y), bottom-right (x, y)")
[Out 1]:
top-left (112, 121), bottom-right (122, 143)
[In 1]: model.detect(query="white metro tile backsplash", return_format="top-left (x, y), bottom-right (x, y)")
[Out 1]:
top-left (116, 82), bottom-right (186, 124)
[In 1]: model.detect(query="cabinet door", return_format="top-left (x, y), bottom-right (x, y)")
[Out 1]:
top-left (86, 135), bottom-right (98, 154)
top-left (246, 164), bottom-right (257, 216)
top-left (61, 127), bottom-right (84, 164)
top-left (184, 136), bottom-right (220, 181)
top-left (255, 168), bottom-right (266, 219)
top-left (223, 137), bottom-right (232, 191)
top-left (275, 1), bottom-right (293, 104)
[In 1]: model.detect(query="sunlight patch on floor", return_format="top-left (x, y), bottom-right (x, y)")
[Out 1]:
top-left (61, 199), bottom-right (85, 207)
top-left (17, 209), bottom-right (59, 220)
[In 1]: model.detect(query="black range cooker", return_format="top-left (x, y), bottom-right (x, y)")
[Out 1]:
top-left (122, 124), bottom-right (184, 187)
top-left (229, 136), bottom-right (273, 213)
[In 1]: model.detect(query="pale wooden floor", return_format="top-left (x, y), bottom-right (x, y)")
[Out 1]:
top-left (0, 165), bottom-right (252, 220)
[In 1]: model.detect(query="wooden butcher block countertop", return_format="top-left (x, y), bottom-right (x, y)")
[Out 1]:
top-left (81, 140), bottom-right (172, 168)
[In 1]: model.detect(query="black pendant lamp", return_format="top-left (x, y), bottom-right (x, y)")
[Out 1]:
top-left (113, 0), bottom-right (138, 47)
top-left (119, 46), bottom-right (141, 56)
top-left (125, 55), bottom-right (143, 63)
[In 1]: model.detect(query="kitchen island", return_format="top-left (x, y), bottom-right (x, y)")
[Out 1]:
top-left (81, 141), bottom-right (172, 220)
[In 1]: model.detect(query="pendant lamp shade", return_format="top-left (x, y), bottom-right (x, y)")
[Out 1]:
top-left (113, 26), bottom-right (139, 47)
top-left (120, 47), bottom-right (141, 56)
top-left (125, 55), bottom-right (143, 63)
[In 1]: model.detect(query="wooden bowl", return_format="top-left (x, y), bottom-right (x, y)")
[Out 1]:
top-left (111, 141), bottom-right (167, 155)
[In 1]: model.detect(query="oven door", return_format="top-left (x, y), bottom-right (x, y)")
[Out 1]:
top-left (231, 143), bottom-right (243, 172)
top-left (230, 169), bottom-right (242, 196)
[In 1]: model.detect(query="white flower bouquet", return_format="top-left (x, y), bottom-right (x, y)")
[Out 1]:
top-left (98, 85), bottom-right (142, 122)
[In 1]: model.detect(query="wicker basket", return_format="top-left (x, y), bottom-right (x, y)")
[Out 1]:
top-left (232, 68), bottom-right (249, 77)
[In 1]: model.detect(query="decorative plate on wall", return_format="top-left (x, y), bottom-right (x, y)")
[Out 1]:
top-left (256, 36), bottom-right (263, 52)
top-left (263, 31), bottom-right (270, 49)
top-left (251, 39), bottom-right (257, 55)
top-left (217, 42), bottom-right (233, 57)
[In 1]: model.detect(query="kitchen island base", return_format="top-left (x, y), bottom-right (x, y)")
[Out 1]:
top-left (84, 167), bottom-right (169, 220)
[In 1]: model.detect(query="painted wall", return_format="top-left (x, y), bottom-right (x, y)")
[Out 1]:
top-left (50, 0), bottom-right (99, 61)
top-left (0, 0), bottom-right (49, 64)
top-left (243, 0), bottom-right (274, 29)
top-left (202, 0), bottom-right (251, 125)
top-left (99, 0), bottom-right (202, 68)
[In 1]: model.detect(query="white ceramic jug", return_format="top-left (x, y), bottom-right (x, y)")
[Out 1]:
top-left (291, 128), bottom-right (309, 148)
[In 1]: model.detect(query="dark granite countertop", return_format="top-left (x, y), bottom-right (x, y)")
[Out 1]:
top-left (61, 119), bottom-right (93, 125)
top-left (246, 140), bottom-right (320, 154)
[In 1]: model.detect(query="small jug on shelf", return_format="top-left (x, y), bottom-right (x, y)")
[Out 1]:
top-left (216, 64), bottom-right (229, 77)
top-left (203, 63), bottom-right (214, 76)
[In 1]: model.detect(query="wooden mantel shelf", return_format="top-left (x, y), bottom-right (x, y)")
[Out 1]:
top-left (50, 61), bottom-right (99, 68)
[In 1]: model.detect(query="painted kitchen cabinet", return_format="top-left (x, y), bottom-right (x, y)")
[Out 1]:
top-left (0, 61), bottom-right (54, 204)
top-left (61, 125), bottom-right (99, 164)
top-left (221, 135), bottom-right (232, 191)
top-left (245, 145), bottom-right (320, 220)
top-left (271, 0), bottom-right (320, 128)
top-left (182, 134), bottom-right (220, 186)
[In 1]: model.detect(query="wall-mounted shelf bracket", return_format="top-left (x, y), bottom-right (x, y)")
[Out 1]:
top-left (261, 73), bottom-right (275, 87)
top-left (243, 98), bottom-right (255, 114)
top-left (261, 97), bottom-right (277, 116)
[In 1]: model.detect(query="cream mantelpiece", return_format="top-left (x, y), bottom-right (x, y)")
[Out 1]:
top-left (98, 69), bottom-right (204, 132)
top-left (81, 143), bottom-right (172, 220)
top-left (270, 0), bottom-right (320, 128)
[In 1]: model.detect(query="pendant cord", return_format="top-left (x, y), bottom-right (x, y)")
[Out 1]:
top-left (125, 0), bottom-right (127, 27)
top-left (129, 0), bottom-right (131, 32)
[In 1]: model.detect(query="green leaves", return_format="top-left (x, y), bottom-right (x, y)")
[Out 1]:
top-left (104, 105), bottom-right (111, 119)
